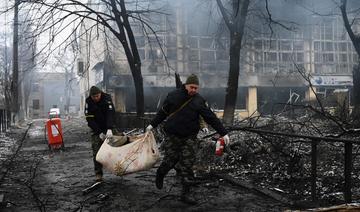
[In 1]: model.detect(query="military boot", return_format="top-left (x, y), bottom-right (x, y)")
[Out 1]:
top-left (155, 169), bottom-right (165, 189)
top-left (180, 185), bottom-right (197, 205)
top-left (95, 173), bottom-right (103, 182)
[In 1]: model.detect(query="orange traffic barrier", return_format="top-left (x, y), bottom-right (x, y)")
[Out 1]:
top-left (45, 118), bottom-right (64, 150)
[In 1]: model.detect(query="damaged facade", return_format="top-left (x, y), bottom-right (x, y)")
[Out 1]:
top-left (77, 1), bottom-right (357, 119)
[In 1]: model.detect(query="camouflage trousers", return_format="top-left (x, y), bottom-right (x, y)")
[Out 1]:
top-left (91, 134), bottom-right (104, 176)
top-left (91, 129), bottom-right (121, 176)
top-left (157, 134), bottom-right (198, 184)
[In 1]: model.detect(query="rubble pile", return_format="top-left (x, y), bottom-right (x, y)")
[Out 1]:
top-left (193, 114), bottom-right (360, 205)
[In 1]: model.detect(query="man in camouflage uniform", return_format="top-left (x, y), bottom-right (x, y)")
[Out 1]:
top-left (146, 74), bottom-right (230, 204)
top-left (85, 86), bottom-right (116, 182)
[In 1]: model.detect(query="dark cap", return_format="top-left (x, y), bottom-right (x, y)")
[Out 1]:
top-left (185, 74), bottom-right (199, 85)
top-left (90, 86), bottom-right (102, 96)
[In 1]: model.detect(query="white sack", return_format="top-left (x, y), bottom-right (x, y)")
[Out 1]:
top-left (96, 131), bottom-right (160, 176)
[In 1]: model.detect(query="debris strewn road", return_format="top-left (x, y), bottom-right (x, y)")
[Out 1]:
top-left (0, 117), bottom-right (288, 211)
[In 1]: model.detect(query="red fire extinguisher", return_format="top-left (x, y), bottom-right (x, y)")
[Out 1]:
top-left (215, 137), bottom-right (225, 156)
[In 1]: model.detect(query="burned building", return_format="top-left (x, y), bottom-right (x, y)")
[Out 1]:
top-left (77, 1), bottom-right (357, 119)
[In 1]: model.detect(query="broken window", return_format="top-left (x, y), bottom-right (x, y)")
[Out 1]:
top-left (315, 53), bottom-right (321, 63)
top-left (201, 50), bottom-right (215, 61)
top-left (255, 52), bottom-right (263, 62)
top-left (338, 42), bottom-right (347, 51)
top-left (323, 42), bottom-right (334, 51)
top-left (314, 41), bottom-right (321, 51)
top-left (348, 43), bottom-right (354, 51)
top-left (293, 41), bottom-right (304, 51)
top-left (315, 64), bottom-right (324, 74)
top-left (255, 63), bottom-right (263, 73)
top-left (353, 54), bottom-right (359, 63)
top-left (189, 50), bottom-right (199, 61)
top-left (166, 36), bottom-right (177, 47)
top-left (200, 38), bottom-right (214, 49)
top-left (264, 40), bottom-right (277, 51)
top-left (281, 53), bottom-right (293, 62)
top-left (323, 53), bottom-right (334, 62)
top-left (337, 64), bottom-right (349, 73)
top-left (188, 37), bottom-right (198, 48)
top-left (264, 63), bottom-right (278, 73)
top-left (166, 49), bottom-right (177, 60)
top-left (339, 54), bottom-right (347, 62)
top-left (296, 53), bottom-right (304, 62)
top-left (279, 64), bottom-right (289, 73)
top-left (265, 52), bottom-right (277, 62)
top-left (324, 24), bottom-right (333, 40)
top-left (33, 99), bottom-right (40, 110)
top-left (280, 40), bottom-right (291, 51)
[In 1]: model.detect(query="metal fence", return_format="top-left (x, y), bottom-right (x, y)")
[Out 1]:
top-left (0, 109), bottom-right (10, 133)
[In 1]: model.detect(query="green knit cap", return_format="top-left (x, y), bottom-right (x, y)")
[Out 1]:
top-left (90, 86), bottom-right (102, 96)
top-left (185, 74), bottom-right (199, 85)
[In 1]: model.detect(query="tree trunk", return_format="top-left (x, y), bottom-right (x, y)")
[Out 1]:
top-left (217, 0), bottom-right (249, 126)
top-left (22, 66), bottom-right (34, 119)
top-left (64, 70), bottom-right (70, 116)
top-left (111, 0), bottom-right (145, 117)
top-left (352, 64), bottom-right (360, 125)
top-left (131, 65), bottom-right (145, 117)
top-left (11, 0), bottom-right (19, 117)
top-left (23, 79), bottom-right (30, 118)
top-left (112, 34), bottom-right (144, 117)
top-left (4, 44), bottom-right (11, 120)
top-left (223, 32), bottom-right (242, 125)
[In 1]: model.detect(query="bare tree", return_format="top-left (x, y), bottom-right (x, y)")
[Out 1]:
top-left (217, 0), bottom-right (250, 125)
top-left (216, 0), bottom-right (294, 125)
top-left (19, 19), bottom-right (37, 120)
top-left (339, 0), bottom-right (360, 124)
top-left (14, 0), bottom-right (164, 117)
top-left (0, 44), bottom-right (12, 127)
top-left (11, 0), bottom-right (19, 122)
top-left (0, 0), bottom-right (37, 123)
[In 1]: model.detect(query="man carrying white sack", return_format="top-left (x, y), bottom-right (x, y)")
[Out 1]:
top-left (146, 74), bottom-right (230, 205)
top-left (85, 86), bottom-right (117, 182)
